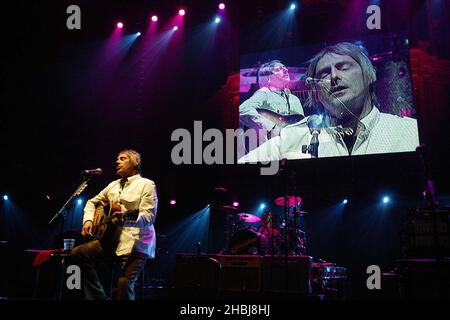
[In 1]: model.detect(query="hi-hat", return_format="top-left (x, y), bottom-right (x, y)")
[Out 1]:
top-left (295, 210), bottom-right (311, 216)
top-left (238, 213), bottom-right (261, 223)
top-left (274, 196), bottom-right (302, 207)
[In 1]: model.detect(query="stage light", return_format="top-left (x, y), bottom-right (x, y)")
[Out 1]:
top-left (214, 16), bottom-right (221, 24)
top-left (3, 195), bottom-right (8, 201)
top-left (178, 9), bottom-right (186, 16)
top-left (77, 199), bottom-right (83, 205)
top-left (170, 199), bottom-right (177, 205)
top-left (343, 199), bottom-right (348, 204)
top-left (136, 32), bottom-right (141, 36)
top-left (382, 196), bottom-right (390, 204)
top-left (151, 15), bottom-right (158, 22)
top-left (218, 3), bottom-right (225, 10)
top-left (117, 22), bottom-right (124, 29)
top-left (260, 203), bottom-right (266, 210)
top-left (232, 201), bottom-right (239, 207)
top-left (290, 3), bottom-right (296, 10)
top-left (173, 26), bottom-right (178, 31)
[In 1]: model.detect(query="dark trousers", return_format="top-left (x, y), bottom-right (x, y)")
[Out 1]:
top-left (70, 240), bottom-right (148, 300)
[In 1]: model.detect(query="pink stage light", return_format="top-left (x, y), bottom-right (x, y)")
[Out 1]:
top-left (232, 201), bottom-right (239, 207)
top-left (117, 22), bottom-right (124, 29)
top-left (170, 199), bottom-right (177, 205)
top-left (151, 15), bottom-right (158, 22)
top-left (219, 3), bottom-right (225, 10)
top-left (178, 9), bottom-right (186, 16)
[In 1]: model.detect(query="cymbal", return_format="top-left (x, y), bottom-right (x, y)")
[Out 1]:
top-left (218, 205), bottom-right (239, 212)
top-left (274, 196), bottom-right (302, 207)
top-left (296, 210), bottom-right (311, 216)
top-left (238, 213), bottom-right (261, 223)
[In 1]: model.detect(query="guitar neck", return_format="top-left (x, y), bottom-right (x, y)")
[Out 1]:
top-left (256, 108), bottom-right (304, 127)
top-left (103, 209), bottom-right (139, 224)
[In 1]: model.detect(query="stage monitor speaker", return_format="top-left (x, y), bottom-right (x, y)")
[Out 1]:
top-left (174, 253), bottom-right (220, 290)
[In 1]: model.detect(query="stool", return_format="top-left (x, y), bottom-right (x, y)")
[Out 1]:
top-left (29, 249), bottom-right (71, 300)
top-left (52, 252), bottom-right (71, 300)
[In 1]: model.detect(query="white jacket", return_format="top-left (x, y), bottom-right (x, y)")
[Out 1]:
top-left (239, 107), bottom-right (420, 162)
top-left (83, 174), bottom-right (158, 257)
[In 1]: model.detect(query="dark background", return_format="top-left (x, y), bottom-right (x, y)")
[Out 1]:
top-left (1, 0), bottom-right (449, 299)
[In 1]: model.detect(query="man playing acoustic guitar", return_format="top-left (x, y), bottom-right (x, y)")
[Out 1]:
top-left (239, 60), bottom-right (305, 153)
top-left (70, 149), bottom-right (158, 300)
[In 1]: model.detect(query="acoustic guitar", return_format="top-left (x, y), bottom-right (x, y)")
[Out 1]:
top-left (91, 202), bottom-right (139, 244)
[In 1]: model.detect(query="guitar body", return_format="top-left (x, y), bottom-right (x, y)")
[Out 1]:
top-left (239, 109), bottom-right (304, 155)
top-left (92, 202), bottom-right (139, 248)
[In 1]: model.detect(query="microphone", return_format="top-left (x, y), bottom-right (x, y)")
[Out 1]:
top-left (306, 77), bottom-right (331, 85)
top-left (82, 168), bottom-right (102, 175)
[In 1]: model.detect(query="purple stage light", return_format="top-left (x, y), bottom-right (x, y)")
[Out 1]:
top-left (178, 9), bottom-right (186, 16)
top-left (219, 3), bottom-right (225, 10)
top-left (170, 199), bottom-right (177, 205)
top-left (232, 201), bottom-right (239, 207)
top-left (117, 22), bottom-right (124, 29)
top-left (151, 15), bottom-right (158, 22)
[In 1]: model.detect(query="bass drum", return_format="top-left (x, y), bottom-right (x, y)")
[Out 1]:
top-left (229, 228), bottom-right (261, 254)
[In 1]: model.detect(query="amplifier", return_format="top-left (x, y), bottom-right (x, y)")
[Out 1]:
top-left (262, 256), bottom-right (312, 294)
top-left (217, 255), bottom-right (262, 292)
top-left (174, 253), bottom-right (221, 289)
top-left (175, 254), bottom-right (315, 295)
top-left (402, 208), bottom-right (450, 257)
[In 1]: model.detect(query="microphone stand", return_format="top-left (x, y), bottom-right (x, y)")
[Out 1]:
top-left (279, 159), bottom-right (299, 294)
top-left (308, 130), bottom-right (320, 158)
top-left (48, 175), bottom-right (91, 229)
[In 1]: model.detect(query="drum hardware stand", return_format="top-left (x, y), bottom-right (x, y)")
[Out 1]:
top-left (417, 144), bottom-right (438, 209)
top-left (265, 212), bottom-right (277, 256)
top-left (279, 159), bottom-right (298, 293)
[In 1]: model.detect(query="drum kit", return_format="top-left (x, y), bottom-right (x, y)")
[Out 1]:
top-left (226, 196), bottom-right (309, 256)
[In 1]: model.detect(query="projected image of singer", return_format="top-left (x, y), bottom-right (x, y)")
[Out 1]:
top-left (239, 60), bottom-right (304, 152)
top-left (70, 149), bottom-right (158, 300)
top-left (239, 42), bottom-right (419, 162)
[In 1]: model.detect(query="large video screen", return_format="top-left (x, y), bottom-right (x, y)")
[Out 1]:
top-left (238, 35), bottom-right (420, 162)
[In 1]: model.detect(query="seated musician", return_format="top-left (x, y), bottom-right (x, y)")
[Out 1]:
top-left (70, 149), bottom-right (158, 300)
top-left (239, 60), bottom-right (305, 152)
